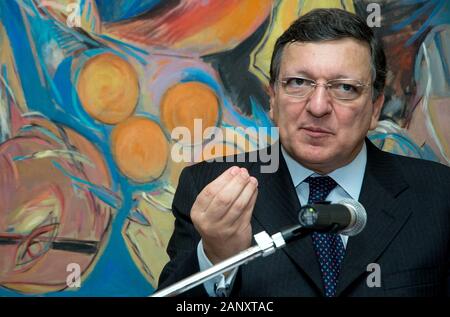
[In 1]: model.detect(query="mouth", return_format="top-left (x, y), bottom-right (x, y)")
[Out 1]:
top-left (300, 126), bottom-right (334, 138)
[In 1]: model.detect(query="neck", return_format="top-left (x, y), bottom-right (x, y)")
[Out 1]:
top-left (282, 141), bottom-right (365, 175)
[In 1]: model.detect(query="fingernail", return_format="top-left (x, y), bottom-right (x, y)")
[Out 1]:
top-left (250, 177), bottom-right (258, 186)
top-left (240, 168), bottom-right (249, 177)
top-left (230, 166), bottom-right (239, 176)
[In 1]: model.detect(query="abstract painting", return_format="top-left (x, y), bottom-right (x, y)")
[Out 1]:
top-left (0, 0), bottom-right (448, 296)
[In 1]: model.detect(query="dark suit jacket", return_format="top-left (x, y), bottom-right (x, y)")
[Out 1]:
top-left (158, 139), bottom-right (450, 296)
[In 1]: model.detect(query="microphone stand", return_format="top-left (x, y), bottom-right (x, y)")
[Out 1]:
top-left (151, 225), bottom-right (311, 297)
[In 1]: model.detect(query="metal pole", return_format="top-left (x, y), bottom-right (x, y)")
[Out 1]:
top-left (151, 231), bottom-right (282, 297)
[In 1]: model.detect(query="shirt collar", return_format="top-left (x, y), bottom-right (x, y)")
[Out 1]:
top-left (281, 142), bottom-right (367, 200)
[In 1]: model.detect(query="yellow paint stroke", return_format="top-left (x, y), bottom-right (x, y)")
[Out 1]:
top-left (165, 155), bottom-right (190, 188)
top-left (77, 53), bottom-right (139, 124)
top-left (301, 0), bottom-right (355, 13)
top-left (111, 116), bottom-right (169, 183)
top-left (38, 0), bottom-right (101, 33)
top-left (1, 283), bottom-right (59, 294)
top-left (123, 197), bottom-right (175, 288)
top-left (141, 183), bottom-right (176, 212)
top-left (8, 188), bottom-right (62, 234)
top-left (15, 149), bottom-right (94, 167)
top-left (80, 0), bottom-right (102, 33)
top-left (250, 0), bottom-right (355, 85)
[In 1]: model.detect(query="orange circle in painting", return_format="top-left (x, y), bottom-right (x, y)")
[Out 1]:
top-left (161, 82), bottom-right (219, 144)
top-left (77, 53), bottom-right (139, 125)
top-left (111, 117), bottom-right (168, 183)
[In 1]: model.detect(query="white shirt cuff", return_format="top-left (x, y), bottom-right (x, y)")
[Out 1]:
top-left (197, 240), bottom-right (238, 297)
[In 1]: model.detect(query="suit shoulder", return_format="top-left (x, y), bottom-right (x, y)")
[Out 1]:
top-left (392, 152), bottom-right (450, 172)
top-left (386, 151), bottom-right (450, 185)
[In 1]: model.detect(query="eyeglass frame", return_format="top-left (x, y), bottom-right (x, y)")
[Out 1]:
top-left (275, 76), bottom-right (373, 101)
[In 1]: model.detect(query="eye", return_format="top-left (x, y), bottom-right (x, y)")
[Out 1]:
top-left (14, 218), bottom-right (59, 270)
top-left (285, 77), bottom-right (306, 87)
top-left (336, 83), bottom-right (357, 93)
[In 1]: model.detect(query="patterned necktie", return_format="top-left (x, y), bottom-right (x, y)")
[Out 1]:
top-left (305, 176), bottom-right (345, 297)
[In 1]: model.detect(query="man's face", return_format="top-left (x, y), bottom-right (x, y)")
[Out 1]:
top-left (269, 38), bottom-right (384, 174)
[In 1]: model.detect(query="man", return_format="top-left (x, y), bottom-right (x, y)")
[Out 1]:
top-left (157, 9), bottom-right (450, 296)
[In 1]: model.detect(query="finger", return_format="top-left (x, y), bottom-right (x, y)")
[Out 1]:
top-left (192, 166), bottom-right (241, 213)
top-left (237, 180), bottom-right (258, 229)
top-left (204, 168), bottom-right (252, 222)
top-left (221, 176), bottom-right (258, 227)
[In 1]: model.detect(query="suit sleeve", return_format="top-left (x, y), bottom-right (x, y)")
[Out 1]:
top-left (156, 166), bottom-right (209, 296)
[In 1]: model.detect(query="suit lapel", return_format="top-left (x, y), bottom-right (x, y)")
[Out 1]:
top-left (336, 140), bottom-right (412, 296)
top-left (250, 140), bottom-right (412, 296)
top-left (251, 145), bottom-right (324, 293)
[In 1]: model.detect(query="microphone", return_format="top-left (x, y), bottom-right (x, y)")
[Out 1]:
top-left (278, 199), bottom-right (367, 244)
top-left (298, 199), bottom-right (367, 236)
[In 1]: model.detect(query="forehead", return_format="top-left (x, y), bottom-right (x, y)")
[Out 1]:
top-left (280, 38), bottom-right (372, 80)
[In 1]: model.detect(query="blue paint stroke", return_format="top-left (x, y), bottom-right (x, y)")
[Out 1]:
top-left (390, 0), bottom-right (450, 47)
top-left (95, 0), bottom-right (162, 23)
top-left (52, 161), bottom-right (122, 209)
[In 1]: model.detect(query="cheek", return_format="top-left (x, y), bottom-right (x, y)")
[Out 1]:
top-left (335, 107), bottom-right (372, 136)
top-left (277, 100), bottom-right (304, 123)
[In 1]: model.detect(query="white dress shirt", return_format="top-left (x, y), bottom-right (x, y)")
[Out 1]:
top-left (197, 142), bottom-right (368, 296)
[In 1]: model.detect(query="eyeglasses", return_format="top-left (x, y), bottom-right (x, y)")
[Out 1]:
top-left (277, 77), bottom-right (371, 101)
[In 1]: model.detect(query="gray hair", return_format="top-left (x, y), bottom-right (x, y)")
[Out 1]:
top-left (269, 8), bottom-right (386, 100)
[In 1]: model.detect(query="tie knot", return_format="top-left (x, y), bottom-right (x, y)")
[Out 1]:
top-left (305, 176), bottom-right (337, 204)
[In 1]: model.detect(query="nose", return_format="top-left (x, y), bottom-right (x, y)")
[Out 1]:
top-left (305, 85), bottom-right (332, 117)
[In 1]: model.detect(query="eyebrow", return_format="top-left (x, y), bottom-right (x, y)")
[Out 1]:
top-left (283, 70), bottom-right (365, 81)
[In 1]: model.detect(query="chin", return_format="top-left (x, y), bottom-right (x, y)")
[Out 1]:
top-left (292, 146), bottom-right (333, 166)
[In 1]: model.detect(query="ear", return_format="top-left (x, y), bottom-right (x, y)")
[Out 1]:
top-left (268, 84), bottom-right (275, 121)
top-left (369, 93), bottom-right (384, 130)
